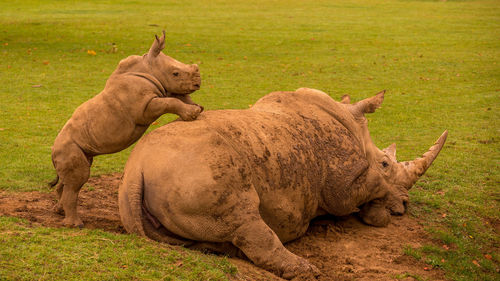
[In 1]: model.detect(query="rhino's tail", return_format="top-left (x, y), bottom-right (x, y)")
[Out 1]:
top-left (130, 183), bottom-right (147, 237)
top-left (48, 175), bottom-right (59, 187)
top-left (119, 167), bottom-right (192, 245)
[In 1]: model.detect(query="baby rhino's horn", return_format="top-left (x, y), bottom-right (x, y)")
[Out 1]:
top-left (148, 30), bottom-right (166, 58)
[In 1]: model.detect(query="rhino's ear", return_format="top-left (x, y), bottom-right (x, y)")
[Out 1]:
top-left (383, 143), bottom-right (397, 162)
top-left (147, 30), bottom-right (166, 58)
top-left (352, 90), bottom-right (385, 115)
top-left (340, 95), bottom-right (351, 104)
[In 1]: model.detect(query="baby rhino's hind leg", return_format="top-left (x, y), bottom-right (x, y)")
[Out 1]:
top-left (52, 182), bottom-right (64, 214)
top-left (231, 217), bottom-right (320, 279)
top-left (52, 142), bottom-right (92, 228)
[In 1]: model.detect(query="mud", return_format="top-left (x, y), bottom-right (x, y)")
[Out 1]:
top-left (0, 174), bottom-right (445, 281)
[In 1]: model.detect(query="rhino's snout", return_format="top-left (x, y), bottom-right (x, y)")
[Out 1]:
top-left (389, 198), bottom-right (408, 216)
top-left (191, 66), bottom-right (201, 90)
top-left (192, 77), bottom-right (201, 89)
top-left (191, 78), bottom-right (201, 90)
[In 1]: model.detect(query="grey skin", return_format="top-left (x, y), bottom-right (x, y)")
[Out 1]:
top-left (118, 88), bottom-right (447, 279)
top-left (51, 31), bottom-right (203, 227)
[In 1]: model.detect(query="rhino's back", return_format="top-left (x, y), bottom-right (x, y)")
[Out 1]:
top-left (136, 105), bottom-right (362, 192)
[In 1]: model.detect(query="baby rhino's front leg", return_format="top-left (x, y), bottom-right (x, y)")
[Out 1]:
top-left (144, 97), bottom-right (202, 123)
top-left (232, 218), bottom-right (320, 279)
top-left (171, 93), bottom-right (204, 112)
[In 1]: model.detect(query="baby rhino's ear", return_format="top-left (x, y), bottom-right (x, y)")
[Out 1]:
top-left (383, 143), bottom-right (397, 162)
top-left (147, 30), bottom-right (166, 59)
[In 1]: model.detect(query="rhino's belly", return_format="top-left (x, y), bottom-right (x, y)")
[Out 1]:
top-left (69, 103), bottom-right (146, 156)
top-left (258, 191), bottom-right (318, 243)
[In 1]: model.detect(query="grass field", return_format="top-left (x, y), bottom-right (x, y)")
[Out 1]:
top-left (0, 0), bottom-right (499, 280)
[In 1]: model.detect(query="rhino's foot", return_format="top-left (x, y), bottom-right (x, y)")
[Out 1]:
top-left (281, 256), bottom-right (321, 280)
top-left (359, 199), bottom-right (391, 227)
top-left (53, 202), bottom-right (64, 215)
top-left (179, 103), bottom-right (202, 121)
top-left (62, 216), bottom-right (84, 228)
top-left (361, 210), bottom-right (390, 227)
top-left (232, 219), bottom-right (321, 280)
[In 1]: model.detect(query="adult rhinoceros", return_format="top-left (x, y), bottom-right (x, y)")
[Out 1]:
top-left (118, 88), bottom-right (447, 279)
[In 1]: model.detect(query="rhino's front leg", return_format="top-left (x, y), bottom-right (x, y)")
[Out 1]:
top-left (359, 198), bottom-right (391, 227)
top-left (171, 94), bottom-right (204, 112)
top-left (143, 97), bottom-right (202, 123)
top-left (231, 219), bottom-right (320, 279)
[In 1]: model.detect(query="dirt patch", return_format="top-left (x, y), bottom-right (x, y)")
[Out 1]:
top-left (0, 174), bottom-right (445, 281)
top-left (286, 216), bottom-right (446, 281)
top-left (0, 173), bottom-right (124, 233)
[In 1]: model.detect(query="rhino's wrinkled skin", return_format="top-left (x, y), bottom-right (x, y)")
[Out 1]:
top-left (51, 31), bottom-right (203, 227)
top-left (118, 88), bottom-right (447, 279)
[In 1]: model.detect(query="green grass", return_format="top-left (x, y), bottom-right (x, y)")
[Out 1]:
top-left (0, 0), bottom-right (499, 280)
top-left (0, 217), bottom-right (236, 280)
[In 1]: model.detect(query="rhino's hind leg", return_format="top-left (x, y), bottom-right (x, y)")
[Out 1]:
top-left (53, 181), bottom-right (64, 214)
top-left (231, 219), bottom-right (320, 279)
top-left (52, 143), bottom-right (91, 228)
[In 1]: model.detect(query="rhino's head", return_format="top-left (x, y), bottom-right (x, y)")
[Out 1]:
top-left (377, 132), bottom-right (447, 216)
top-left (341, 91), bottom-right (447, 223)
top-left (144, 31), bottom-right (201, 95)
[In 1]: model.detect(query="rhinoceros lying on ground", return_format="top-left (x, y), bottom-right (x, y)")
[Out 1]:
top-left (118, 88), bottom-right (447, 279)
top-left (51, 31), bottom-right (203, 227)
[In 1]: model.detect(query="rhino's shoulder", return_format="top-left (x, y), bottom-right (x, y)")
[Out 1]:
top-left (254, 91), bottom-right (320, 105)
top-left (113, 55), bottom-right (145, 74)
top-left (252, 90), bottom-right (338, 114)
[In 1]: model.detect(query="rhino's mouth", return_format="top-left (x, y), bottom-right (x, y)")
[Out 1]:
top-left (170, 89), bottom-right (197, 95)
top-left (165, 80), bottom-right (200, 96)
top-left (176, 81), bottom-right (201, 94)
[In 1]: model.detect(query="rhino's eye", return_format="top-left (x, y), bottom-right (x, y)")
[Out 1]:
top-left (382, 161), bottom-right (389, 168)
top-left (173, 72), bottom-right (179, 77)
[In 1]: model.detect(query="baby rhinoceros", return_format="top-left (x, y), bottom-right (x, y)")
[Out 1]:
top-left (51, 31), bottom-right (203, 227)
top-left (118, 88), bottom-right (447, 279)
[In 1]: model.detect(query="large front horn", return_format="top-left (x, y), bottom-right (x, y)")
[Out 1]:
top-left (402, 130), bottom-right (448, 188)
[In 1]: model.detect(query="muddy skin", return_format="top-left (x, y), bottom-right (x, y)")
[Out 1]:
top-left (51, 31), bottom-right (203, 227)
top-left (119, 88), bottom-right (447, 279)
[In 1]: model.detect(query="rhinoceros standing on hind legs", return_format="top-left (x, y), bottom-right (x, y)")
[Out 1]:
top-left (118, 88), bottom-right (447, 279)
top-left (50, 31), bottom-right (203, 227)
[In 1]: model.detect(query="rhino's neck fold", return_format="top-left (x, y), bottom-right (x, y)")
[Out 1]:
top-left (127, 72), bottom-right (168, 97)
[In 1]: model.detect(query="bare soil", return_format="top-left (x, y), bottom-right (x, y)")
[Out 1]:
top-left (0, 174), bottom-right (446, 281)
